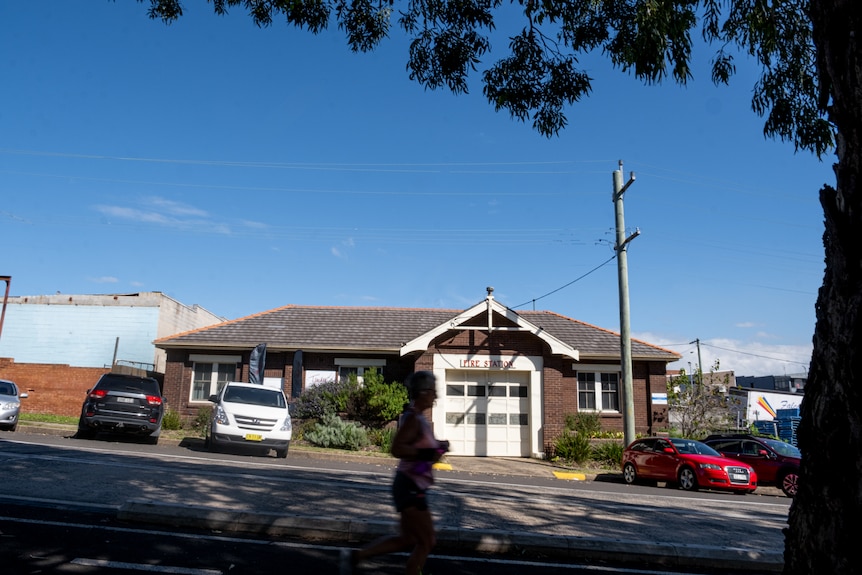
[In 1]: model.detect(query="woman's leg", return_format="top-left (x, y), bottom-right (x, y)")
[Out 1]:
top-left (401, 506), bottom-right (436, 575)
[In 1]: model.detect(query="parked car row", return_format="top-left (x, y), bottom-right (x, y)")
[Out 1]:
top-left (622, 434), bottom-right (801, 497)
top-left (70, 373), bottom-right (293, 457)
top-left (0, 379), bottom-right (28, 432)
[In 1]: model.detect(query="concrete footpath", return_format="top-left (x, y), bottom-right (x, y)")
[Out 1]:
top-left (17, 423), bottom-right (788, 573)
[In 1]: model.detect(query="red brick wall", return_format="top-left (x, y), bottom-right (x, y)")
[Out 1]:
top-left (0, 357), bottom-right (109, 418)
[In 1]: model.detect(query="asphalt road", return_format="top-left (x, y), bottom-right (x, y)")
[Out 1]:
top-left (0, 428), bottom-right (789, 574)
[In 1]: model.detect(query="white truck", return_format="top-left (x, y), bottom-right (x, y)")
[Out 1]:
top-left (206, 381), bottom-right (292, 458)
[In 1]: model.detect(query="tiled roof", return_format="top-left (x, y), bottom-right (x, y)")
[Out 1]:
top-left (155, 304), bottom-right (680, 362)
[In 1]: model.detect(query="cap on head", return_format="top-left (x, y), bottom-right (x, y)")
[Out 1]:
top-left (406, 370), bottom-right (436, 400)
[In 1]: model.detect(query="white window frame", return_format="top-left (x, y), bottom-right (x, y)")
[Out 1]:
top-left (190, 354), bottom-right (241, 403)
top-left (334, 358), bottom-right (386, 384)
top-left (574, 364), bottom-right (621, 413)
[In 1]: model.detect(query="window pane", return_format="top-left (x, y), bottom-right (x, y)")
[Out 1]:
top-left (446, 412), bottom-right (465, 425)
top-left (446, 385), bottom-right (465, 396)
top-left (465, 413), bottom-right (486, 425)
top-left (602, 389), bottom-right (620, 411)
top-left (216, 363), bottom-right (234, 394)
top-left (488, 386), bottom-right (506, 397)
top-left (488, 413), bottom-right (507, 424)
top-left (510, 413), bottom-right (528, 426)
top-left (192, 363), bottom-right (213, 401)
top-left (600, 373), bottom-right (620, 411)
top-left (467, 385), bottom-right (486, 397)
top-left (509, 386), bottom-right (528, 397)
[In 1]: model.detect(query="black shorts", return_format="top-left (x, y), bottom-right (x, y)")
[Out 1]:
top-left (392, 471), bottom-right (428, 512)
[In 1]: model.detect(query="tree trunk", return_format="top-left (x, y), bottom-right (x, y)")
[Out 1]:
top-left (784, 1), bottom-right (862, 573)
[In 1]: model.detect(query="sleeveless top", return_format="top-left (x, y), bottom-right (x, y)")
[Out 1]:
top-left (396, 405), bottom-right (441, 490)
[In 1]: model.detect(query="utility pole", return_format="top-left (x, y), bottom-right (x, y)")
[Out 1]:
top-left (690, 338), bottom-right (704, 375)
top-left (0, 276), bottom-right (10, 342)
top-left (613, 161), bottom-right (639, 448)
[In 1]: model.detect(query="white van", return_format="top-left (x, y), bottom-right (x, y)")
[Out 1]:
top-left (206, 381), bottom-right (292, 458)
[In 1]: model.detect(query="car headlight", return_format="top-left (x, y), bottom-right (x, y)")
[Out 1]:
top-left (0, 402), bottom-right (18, 410)
top-left (699, 463), bottom-right (721, 470)
top-left (214, 405), bottom-right (229, 425)
top-left (279, 417), bottom-right (292, 432)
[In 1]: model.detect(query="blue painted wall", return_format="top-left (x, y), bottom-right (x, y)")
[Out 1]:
top-left (0, 304), bottom-right (159, 368)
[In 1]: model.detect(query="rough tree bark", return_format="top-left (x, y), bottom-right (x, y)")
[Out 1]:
top-left (784, 1), bottom-right (862, 573)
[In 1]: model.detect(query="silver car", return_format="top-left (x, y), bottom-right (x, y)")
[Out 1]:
top-left (0, 379), bottom-right (28, 432)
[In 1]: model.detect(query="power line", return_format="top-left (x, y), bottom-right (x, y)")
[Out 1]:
top-left (512, 255), bottom-right (617, 310)
top-left (699, 341), bottom-right (811, 368)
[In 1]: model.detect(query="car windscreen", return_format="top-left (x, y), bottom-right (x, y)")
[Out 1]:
top-left (223, 386), bottom-right (286, 408)
top-left (670, 438), bottom-right (721, 456)
top-left (763, 438), bottom-right (802, 458)
top-left (0, 381), bottom-right (15, 396)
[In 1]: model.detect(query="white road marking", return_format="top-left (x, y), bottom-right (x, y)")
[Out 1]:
top-left (71, 558), bottom-right (221, 574)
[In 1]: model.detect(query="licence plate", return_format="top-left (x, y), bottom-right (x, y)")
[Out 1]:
top-left (244, 434), bottom-right (263, 442)
top-left (731, 473), bottom-right (747, 481)
top-left (116, 397), bottom-right (134, 403)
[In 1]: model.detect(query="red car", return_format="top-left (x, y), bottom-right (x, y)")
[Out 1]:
top-left (704, 434), bottom-right (801, 497)
top-left (622, 437), bottom-right (758, 493)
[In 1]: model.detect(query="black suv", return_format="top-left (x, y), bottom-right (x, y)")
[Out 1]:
top-left (77, 373), bottom-right (165, 444)
top-left (704, 433), bottom-right (801, 497)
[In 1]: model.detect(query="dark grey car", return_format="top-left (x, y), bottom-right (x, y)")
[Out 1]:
top-left (76, 373), bottom-right (165, 444)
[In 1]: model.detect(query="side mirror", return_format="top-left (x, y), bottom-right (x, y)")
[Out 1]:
top-left (20, 392), bottom-right (29, 399)
top-left (663, 447), bottom-right (675, 454)
top-left (757, 449), bottom-right (770, 457)
top-left (208, 394), bottom-right (218, 403)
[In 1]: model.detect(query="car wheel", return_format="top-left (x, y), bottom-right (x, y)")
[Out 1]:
top-left (76, 418), bottom-right (96, 440)
top-left (276, 447), bottom-right (288, 459)
top-left (623, 462), bottom-right (638, 485)
top-left (678, 467), bottom-right (699, 491)
top-left (780, 471), bottom-right (800, 497)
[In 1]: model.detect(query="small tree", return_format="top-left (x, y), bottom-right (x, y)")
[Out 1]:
top-left (356, 368), bottom-right (409, 426)
top-left (667, 361), bottom-right (735, 439)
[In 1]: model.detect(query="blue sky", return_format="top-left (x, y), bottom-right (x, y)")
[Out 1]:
top-left (1, 2), bottom-right (831, 377)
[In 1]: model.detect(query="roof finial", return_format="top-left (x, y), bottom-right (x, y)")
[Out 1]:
top-left (486, 286), bottom-right (494, 299)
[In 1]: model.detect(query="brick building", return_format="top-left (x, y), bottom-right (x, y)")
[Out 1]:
top-left (0, 291), bottom-right (224, 417)
top-left (157, 290), bottom-right (679, 458)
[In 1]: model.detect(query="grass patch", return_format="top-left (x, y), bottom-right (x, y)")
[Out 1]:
top-left (20, 413), bottom-right (78, 425)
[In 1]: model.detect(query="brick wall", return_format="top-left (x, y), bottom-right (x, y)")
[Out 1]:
top-left (0, 357), bottom-right (109, 418)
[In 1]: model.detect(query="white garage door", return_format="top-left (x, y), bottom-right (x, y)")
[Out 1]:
top-left (443, 370), bottom-right (530, 456)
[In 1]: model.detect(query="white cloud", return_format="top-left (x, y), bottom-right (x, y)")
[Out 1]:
top-left (93, 196), bottom-right (232, 234)
top-left (89, 276), bottom-right (118, 284)
top-left (638, 332), bottom-right (812, 377)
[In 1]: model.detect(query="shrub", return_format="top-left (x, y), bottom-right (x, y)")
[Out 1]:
top-left (357, 370), bottom-right (408, 426)
top-left (591, 440), bottom-right (624, 467)
top-left (305, 413), bottom-right (370, 451)
top-left (294, 371), bottom-right (409, 427)
top-left (161, 409), bottom-right (183, 430)
top-left (565, 412), bottom-right (602, 437)
top-left (368, 426), bottom-right (397, 452)
top-left (193, 406), bottom-right (212, 435)
top-left (553, 430), bottom-right (593, 463)
top-left (293, 379), bottom-right (353, 419)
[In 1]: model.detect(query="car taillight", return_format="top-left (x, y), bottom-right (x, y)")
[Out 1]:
top-left (146, 395), bottom-right (162, 406)
top-left (89, 389), bottom-right (107, 399)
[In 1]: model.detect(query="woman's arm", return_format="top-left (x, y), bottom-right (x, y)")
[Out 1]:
top-left (391, 411), bottom-right (422, 459)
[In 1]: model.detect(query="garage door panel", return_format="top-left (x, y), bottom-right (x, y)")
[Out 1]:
top-left (443, 370), bottom-right (530, 457)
